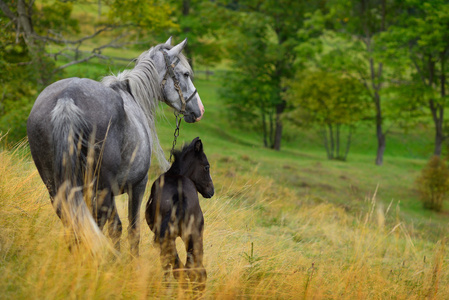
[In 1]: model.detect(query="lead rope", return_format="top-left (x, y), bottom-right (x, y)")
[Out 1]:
top-left (169, 112), bottom-right (183, 162)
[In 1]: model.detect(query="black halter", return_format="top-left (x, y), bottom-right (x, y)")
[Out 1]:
top-left (160, 50), bottom-right (197, 114)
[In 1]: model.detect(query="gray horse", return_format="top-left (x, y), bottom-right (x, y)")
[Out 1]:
top-left (27, 38), bottom-right (204, 256)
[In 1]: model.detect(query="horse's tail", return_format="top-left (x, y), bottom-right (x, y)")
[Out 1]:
top-left (51, 97), bottom-right (111, 256)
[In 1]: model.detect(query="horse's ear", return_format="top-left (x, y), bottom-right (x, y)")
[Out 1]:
top-left (194, 138), bottom-right (203, 154)
top-left (165, 36), bottom-right (172, 45)
top-left (167, 38), bottom-right (187, 57)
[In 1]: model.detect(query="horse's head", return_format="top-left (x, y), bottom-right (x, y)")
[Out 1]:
top-left (178, 137), bottom-right (214, 198)
top-left (154, 38), bottom-right (204, 123)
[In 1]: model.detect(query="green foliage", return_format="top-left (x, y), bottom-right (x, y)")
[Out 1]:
top-left (34, 1), bottom-right (80, 36)
top-left (0, 0), bottom-right (176, 142)
top-left (219, 14), bottom-right (281, 147)
top-left (415, 156), bottom-right (449, 212)
top-left (219, 0), bottom-right (317, 149)
top-left (286, 71), bottom-right (369, 127)
top-left (285, 70), bottom-right (370, 160)
top-left (164, 0), bottom-right (228, 69)
top-left (0, 14), bottom-right (36, 142)
top-left (107, 0), bottom-right (177, 37)
top-left (377, 0), bottom-right (449, 154)
top-left (379, 0), bottom-right (449, 101)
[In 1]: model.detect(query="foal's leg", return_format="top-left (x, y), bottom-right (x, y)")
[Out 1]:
top-left (159, 236), bottom-right (185, 282)
top-left (128, 180), bottom-right (146, 257)
top-left (171, 243), bottom-right (185, 282)
top-left (157, 214), bottom-right (186, 284)
top-left (184, 230), bottom-right (207, 290)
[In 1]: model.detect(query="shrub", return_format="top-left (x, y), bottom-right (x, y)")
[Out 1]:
top-left (416, 155), bottom-right (449, 212)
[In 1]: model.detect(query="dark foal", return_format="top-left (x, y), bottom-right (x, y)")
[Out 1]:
top-left (145, 137), bottom-right (214, 289)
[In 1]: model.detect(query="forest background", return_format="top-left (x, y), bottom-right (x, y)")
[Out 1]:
top-left (3, 0), bottom-right (449, 165)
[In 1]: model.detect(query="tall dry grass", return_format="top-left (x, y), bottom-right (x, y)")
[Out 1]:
top-left (0, 144), bottom-right (448, 299)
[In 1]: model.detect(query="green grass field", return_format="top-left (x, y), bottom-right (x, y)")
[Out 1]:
top-left (1, 52), bottom-right (448, 298)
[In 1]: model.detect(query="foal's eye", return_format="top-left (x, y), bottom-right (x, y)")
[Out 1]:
top-left (204, 165), bottom-right (210, 172)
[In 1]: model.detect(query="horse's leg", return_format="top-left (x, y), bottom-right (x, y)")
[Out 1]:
top-left (95, 189), bottom-right (111, 230)
top-left (89, 187), bottom-right (121, 252)
top-left (127, 180), bottom-right (146, 257)
top-left (107, 197), bottom-right (122, 252)
top-left (184, 230), bottom-right (207, 290)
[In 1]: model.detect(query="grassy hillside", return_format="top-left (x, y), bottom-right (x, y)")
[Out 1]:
top-left (1, 55), bottom-right (448, 298)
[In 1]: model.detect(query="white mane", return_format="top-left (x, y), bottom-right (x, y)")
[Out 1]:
top-left (102, 46), bottom-right (168, 170)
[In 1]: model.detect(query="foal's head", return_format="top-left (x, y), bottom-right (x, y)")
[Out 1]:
top-left (170, 137), bottom-right (214, 198)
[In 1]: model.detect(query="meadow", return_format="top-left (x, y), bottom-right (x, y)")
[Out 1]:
top-left (1, 51), bottom-right (448, 298)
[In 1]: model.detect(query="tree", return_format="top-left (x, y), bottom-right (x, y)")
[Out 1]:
top-left (220, 15), bottom-right (281, 148)
top-left (322, 0), bottom-right (403, 165)
top-left (416, 155), bottom-right (449, 212)
top-left (164, 0), bottom-right (227, 72)
top-left (0, 1), bottom-right (56, 141)
top-left (0, 0), bottom-right (176, 141)
top-left (285, 70), bottom-right (370, 160)
top-left (382, 0), bottom-right (449, 156)
top-left (220, 0), bottom-right (315, 150)
top-left (0, 0), bottom-right (177, 84)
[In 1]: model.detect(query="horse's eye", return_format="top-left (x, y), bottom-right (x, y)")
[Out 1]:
top-left (204, 165), bottom-right (210, 172)
top-left (184, 72), bottom-right (190, 78)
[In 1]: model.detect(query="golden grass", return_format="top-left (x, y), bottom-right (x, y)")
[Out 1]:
top-left (0, 145), bottom-right (448, 299)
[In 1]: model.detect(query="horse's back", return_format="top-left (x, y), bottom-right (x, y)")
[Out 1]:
top-left (27, 77), bottom-right (126, 193)
top-left (28, 78), bottom-right (124, 135)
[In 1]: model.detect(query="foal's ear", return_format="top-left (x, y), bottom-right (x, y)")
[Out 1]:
top-left (194, 139), bottom-right (203, 154)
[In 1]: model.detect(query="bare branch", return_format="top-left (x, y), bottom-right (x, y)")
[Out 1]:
top-left (52, 53), bottom-right (109, 74)
top-left (32, 25), bottom-right (117, 45)
top-left (92, 32), bottom-right (130, 53)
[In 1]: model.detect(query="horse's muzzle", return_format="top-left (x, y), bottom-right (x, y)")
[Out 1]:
top-left (194, 94), bottom-right (205, 122)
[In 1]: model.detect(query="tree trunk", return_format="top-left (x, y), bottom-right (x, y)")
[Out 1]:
top-left (272, 100), bottom-right (286, 150)
top-left (371, 58), bottom-right (385, 165)
top-left (432, 53), bottom-right (448, 156)
top-left (328, 124), bottom-right (334, 159)
top-left (336, 124), bottom-right (341, 159)
top-left (269, 109), bottom-right (274, 147)
top-left (322, 128), bottom-right (331, 159)
top-left (16, 0), bottom-right (52, 85)
top-left (429, 99), bottom-right (444, 156)
top-left (17, 0), bottom-right (35, 46)
top-left (261, 105), bottom-right (268, 148)
top-left (182, 0), bottom-right (193, 71)
top-left (375, 123), bottom-right (386, 165)
top-left (344, 126), bottom-right (353, 161)
top-left (434, 128), bottom-right (443, 156)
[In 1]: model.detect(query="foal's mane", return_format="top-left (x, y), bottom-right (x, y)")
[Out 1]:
top-left (167, 141), bottom-right (196, 175)
top-left (101, 43), bottom-right (192, 171)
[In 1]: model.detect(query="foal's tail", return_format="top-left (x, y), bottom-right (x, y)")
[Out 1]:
top-left (51, 97), bottom-right (112, 256)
